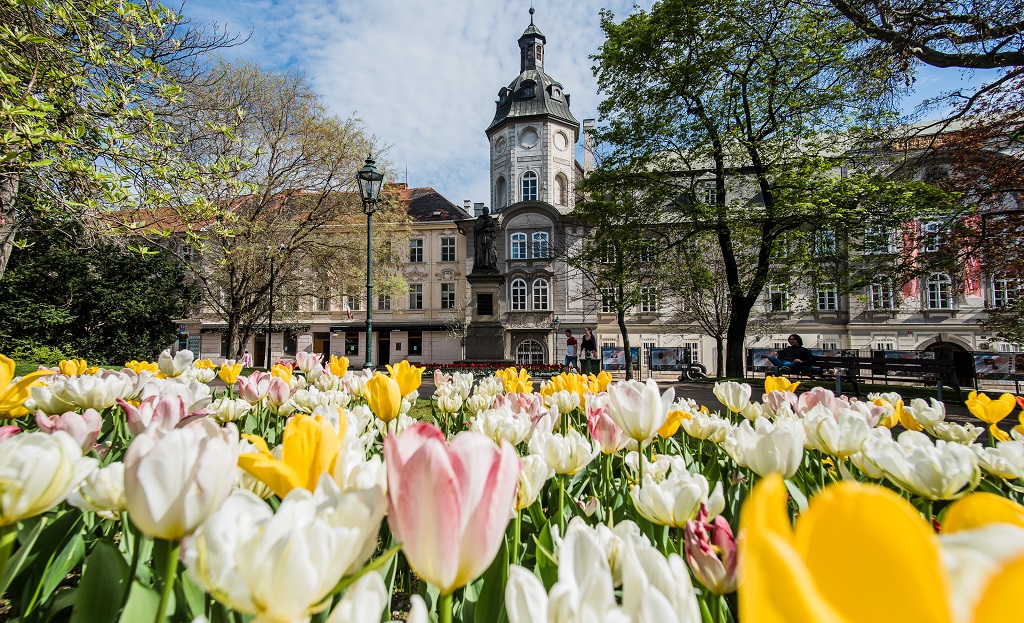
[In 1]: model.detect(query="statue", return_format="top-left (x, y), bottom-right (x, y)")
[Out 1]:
top-left (473, 206), bottom-right (498, 271)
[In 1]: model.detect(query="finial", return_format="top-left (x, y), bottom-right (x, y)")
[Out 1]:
top-left (529, 5), bottom-right (535, 25)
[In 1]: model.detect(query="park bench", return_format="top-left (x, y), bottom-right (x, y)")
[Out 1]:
top-left (796, 354), bottom-right (965, 402)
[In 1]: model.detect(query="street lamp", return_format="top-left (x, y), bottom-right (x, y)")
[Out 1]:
top-left (553, 316), bottom-right (561, 367)
top-left (356, 155), bottom-right (384, 370)
top-left (266, 243), bottom-right (285, 369)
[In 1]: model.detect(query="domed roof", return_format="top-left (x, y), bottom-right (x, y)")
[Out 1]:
top-left (487, 69), bottom-right (579, 138)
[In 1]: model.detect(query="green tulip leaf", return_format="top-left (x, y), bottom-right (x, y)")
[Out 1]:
top-left (70, 540), bottom-right (129, 623)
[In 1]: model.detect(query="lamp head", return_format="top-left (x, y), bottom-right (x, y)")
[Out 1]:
top-left (356, 155), bottom-right (384, 214)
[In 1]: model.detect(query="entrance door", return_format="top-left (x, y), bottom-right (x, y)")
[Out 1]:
top-left (377, 334), bottom-right (391, 367)
top-left (313, 332), bottom-right (331, 360)
top-left (254, 336), bottom-right (267, 369)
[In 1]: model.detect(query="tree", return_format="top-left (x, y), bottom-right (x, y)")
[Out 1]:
top-left (0, 0), bottom-right (239, 279)
top-left (168, 61), bottom-right (409, 359)
top-left (0, 211), bottom-right (197, 363)
top-left (667, 235), bottom-right (732, 377)
top-left (592, 0), bottom-right (905, 376)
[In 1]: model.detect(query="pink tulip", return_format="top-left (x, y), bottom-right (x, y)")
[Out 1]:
top-left (237, 371), bottom-right (272, 402)
top-left (796, 386), bottom-right (838, 416)
top-left (684, 506), bottom-right (738, 595)
top-left (434, 369), bottom-right (452, 386)
top-left (0, 425), bottom-right (20, 443)
top-left (266, 376), bottom-right (292, 409)
top-left (117, 395), bottom-right (198, 436)
top-left (384, 422), bottom-right (520, 595)
top-left (762, 390), bottom-right (797, 414)
top-left (587, 396), bottom-right (623, 454)
top-left (35, 409), bottom-right (102, 451)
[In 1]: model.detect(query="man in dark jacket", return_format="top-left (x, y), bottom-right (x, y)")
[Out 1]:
top-left (766, 334), bottom-right (821, 375)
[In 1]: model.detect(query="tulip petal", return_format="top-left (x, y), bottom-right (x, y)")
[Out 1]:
top-left (794, 482), bottom-right (953, 623)
top-left (237, 452), bottom-right (305, 498)
top-left (971, 553), bottom-right (1024, 623)
top-left (943, 492), bottom-right (1024, 533)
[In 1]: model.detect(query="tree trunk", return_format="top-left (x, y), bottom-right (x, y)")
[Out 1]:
top-left (617, 306), bottom-right (633, 381)
top-left (725, 295), bottom-right (757, 378)
top-left (0, 173), bottom-right (20, 280)
top-left (715, 334), bottom-right (725, 378)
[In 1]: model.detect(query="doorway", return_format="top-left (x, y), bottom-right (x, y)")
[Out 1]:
top-left (377, 334), bottom-right (391, 367)
top-left (254, 335), bottom-right (266, 368)
top-left (313, 332), bottom-right (331, 360)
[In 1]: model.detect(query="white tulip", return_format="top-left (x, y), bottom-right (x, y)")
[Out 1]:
top-left (712, 381), bottom-right (751, 414)
top-left (208, 396), bottom-right (252, 424)
top-left (739, 402), bottom-right (765, 421)
top-left (849, 427), bottom-right (893, 479)
top-left (903, 397), bottom-right (947, 428)
top-left (158, 348), bottom-right (195, 378)
top-left (630, 470), bottom-right (712, 528)
top-left (331, 446), bottom-right (387, 494)
top-left (974, 441), bottom-right (1024, 480)
top-left (68, 462), bottom-right (126, 520)
top-left (680, 411), bottom-right (732, 442)
top-left (474, 376), bottom-right (505, 399)
top-left (802, 402), bottom-right (873, 458)
top-left (0, 432), bottom-right (96, 526)
top-left (57, 373), bottom-right (134, 410)
top-left (927, 421), bottom-right (984, 445)
top-left (620, 544), bottom-right (701, 623)
top-left (940, 524), bottom-right (1024, 623)
top-left (471, 405), bottom-right (532, 446)
top-left (606, 379), bottom-right (674, 444)
top-left (516, 454), bottom-right (555, 510)
top-left (528, 429), bottom-right (599, 475)
top-left (325, 572), bottom-right (427, 623)
top-left (124, 419), bottom-right (239, 539)
top-left (722, 417), bottom-right (805, 478)
top-left (452, 372), bottom-right (474, 400)
top-left (466, 393), bottom-right (493, 414)
top-left (438, 391), bottom-right (465, 414)
top-left (27, 382), bottom-right (74, 414)
top-left (547, 390), bottom-right (580, 415)
top-left (864, 430), bottom-right (979, 500)
top-left (183, 367), bottom-right (217, 384)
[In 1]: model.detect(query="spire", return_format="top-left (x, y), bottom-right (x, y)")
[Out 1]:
top-left (519, 8), bottom-right (545, 72)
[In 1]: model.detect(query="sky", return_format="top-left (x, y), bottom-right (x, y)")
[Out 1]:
top-left (183, 0), bottom-right (997, 208)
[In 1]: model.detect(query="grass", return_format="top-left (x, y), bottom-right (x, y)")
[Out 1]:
top-left (686, 375), bottom-right (1013, 402)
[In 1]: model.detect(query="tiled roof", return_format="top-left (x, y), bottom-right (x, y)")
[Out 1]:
top-left (395, 185), bottom-right (472, 222)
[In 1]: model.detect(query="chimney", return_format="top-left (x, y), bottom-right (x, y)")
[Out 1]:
top-left (464, 200), bottom-right (472, 212)
top-left (473, 202), bottom-right (485, 217)
top-left (583, 119), bottom-right (595, 173)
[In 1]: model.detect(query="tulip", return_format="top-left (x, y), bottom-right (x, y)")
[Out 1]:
top-left (528, 429), bottom-right (599, 475)
top-left (183, 480), bottom-right (385, 623)
top-left (326, 573), bottom-right (428, 623)
top-left (59, 373), bottom-right (133, 410)
top-left (365, 372), bottom-right (402, 423)
top-left (496, 367), bottom-right (533, 394)
top-left (863, 430), bottom-right (979, 500)
top-left (385, 423), bottom-right (520, 596)
top-left (929, 421), bottom-right (984, 445)
top-left (125, 360), bottom-right (159, 375)
top-left (740, 473), bottom-right (1024, 623)
top-left (802, 403), bottom-right (873, 459)
top-left (680, 411), bottom-right (732, 442)
top-left (587, 395), bottom-right (625, 454)
top-left (973, 442), bottom-right (1024, 481)
top-left (765, 375), bottom-right (799, 394)
top-left (0, 431), bottom-right (96, 526)
top-left (270, 362), bottom-right (294, 387)
top-left (218, 362), bottom-right (243, 385)
top-left (294, 351), bottom-right (323, 374)
top-left (237, 371), bottom-right (272, 402)
top-left (713, 381), bottom-right (751, 413)
top-left (208, 395), bottom-right (252, 424)
top-left (26, 382), bottom-right (73, 415)
top-left (68, 462), bottom-right (127, 520)
top-left (516, 454), bottom-right (554, 511)
top-left (35, 408), bottom-right (102, 452)
top-left (763, 390), bottom-right (798, 415)
top-left (0, 354), bottom-right (55, 418)
top-left (329, 355), bottom-right (350, 377)
top-left (620, 539), bottom-right (702, 623)
top-left (386, 360), bottom-right (425, 397)
top-left (593, 370), bottom-right (613, 392)
top-left (124, 419), bottom-right (239, 540)
top-left (117, 395), bottom-right (189, 435)
top-left (630, 469), bottom-right (713, 528)
top-left (606, 378), bottom-right (675, 445)
top-left (158, 348), bottom-right (194, 378)
top-left (684, 507), bottom-right (738, 595)
top-left (470, 406), bottom-right (532, 446)
top-left (58, 358), bottom-right (90, 376)
top-left (0, 426), bottom-right (18, 442)
top-left (238, 413), bottom-right (345, 498)
top-left (967, 391), bottom-right (1017, 425)
top-left (266, 376), bottom-right (293, 412)
top-left (722, 417), bottom-right (805, 478)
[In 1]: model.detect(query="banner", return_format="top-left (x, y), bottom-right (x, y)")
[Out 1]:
top-left (602, 347), bottom-right (640, 371)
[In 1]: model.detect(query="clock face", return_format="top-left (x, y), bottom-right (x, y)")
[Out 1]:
top-left (519, 127), bottom-right (539, 149)
top-left (494, 137), bottom-right (506, 154)
top-left (554, 131), bottom-right (568, 151)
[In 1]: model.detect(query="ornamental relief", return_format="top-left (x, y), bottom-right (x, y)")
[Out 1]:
top-left (437, 268), bottom-right (459, 281)
top-left (404, 266), bottom-right (429, 281)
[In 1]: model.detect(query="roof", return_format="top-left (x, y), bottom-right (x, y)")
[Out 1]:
top-left (395, 185), bottom-right (472, 222)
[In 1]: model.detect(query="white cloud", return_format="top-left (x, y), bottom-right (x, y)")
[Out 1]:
top-left (184, 0), bottom-right (648, 206)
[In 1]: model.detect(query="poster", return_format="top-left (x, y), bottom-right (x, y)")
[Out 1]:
top-left (602, 347), bottom-right (640, 371)
top-left (974, 353), bottom-right (1019, 382)
top-left (649, 347), bottom-right (690, 371)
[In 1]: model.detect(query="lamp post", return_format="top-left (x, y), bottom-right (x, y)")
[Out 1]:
top-left (356, 155), bottom-right (384, 371)
top-left (266, 244), bottom-right (285, 369)
top-left (553, 316), bottom-right (561, 367)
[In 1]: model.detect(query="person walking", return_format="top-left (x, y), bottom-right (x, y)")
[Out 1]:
top-left (242, 350), bottom-right (252, 368)
top-left (580, 327), bottom-right (598, 374)
top-left (564, 329), bottom-right (578, 372)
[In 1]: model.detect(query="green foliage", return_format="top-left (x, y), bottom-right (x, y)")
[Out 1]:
top-left (0, 212), bottom-right (198, 365)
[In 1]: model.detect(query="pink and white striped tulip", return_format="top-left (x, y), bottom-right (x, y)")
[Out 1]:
top-left (35, 408), bottom-right (102, 451)
top-left (587, 393), bottom-right (624, 454)
top-left (384, 422), bottom-right (520, 595)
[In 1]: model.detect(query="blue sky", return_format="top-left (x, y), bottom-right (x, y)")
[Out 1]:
top-left (183, 0), bottom-right (998, 207)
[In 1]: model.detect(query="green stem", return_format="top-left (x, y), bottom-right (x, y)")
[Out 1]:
top-left (154, 540), bottom-right (180, 623)
top-left (511, 511), bottom-right (522, 565)
top-left (638, 440), bottom-right (646, 486)
top-left (122, 520), bottom-right (143, 608)
top-left (559, 475), bottom-right (566, 533)
top-left (0, 523), bottom-right (17, 587)
top-left (439, 592), bottom-right (454, 623)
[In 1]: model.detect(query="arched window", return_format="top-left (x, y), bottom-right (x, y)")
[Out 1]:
top-left (521, 171), bottom-right (538, 202)
top-left (927, 273), bottom-right (952, 309)
top-left (516, 340), bottom-right (545, 365)
top-left (495, 176), bottom-right (507, 209)
top-left (533, 278), bottom-right (549, 310)
top-left (532, 232), bottom-right (549, 258)
top-left (511, 278), bottom-right (528, 311)
top-left (510, 233), bottom-right (528, 260)
top-left (554, 173), bottom-right (568, 205)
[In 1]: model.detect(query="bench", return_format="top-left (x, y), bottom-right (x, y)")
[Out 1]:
top-left (799, 355), bottom-right (964, 401)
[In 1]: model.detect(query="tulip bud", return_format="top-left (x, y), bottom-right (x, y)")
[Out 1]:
top-left (684, 507), bottom-right (738, 594)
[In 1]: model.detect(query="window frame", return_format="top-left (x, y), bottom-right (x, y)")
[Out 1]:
top-left (521, 171), bottom-right (538, 202)
top-left (532, 231), bottom-right (550, 259)
top-left (409, 238), bottom-right (424, 263)
top-left (440, 282), bottom-right (456, 310)
top-left (816, 283), bottom-right (839, 311)
top-left (510, 232), bottom-right (528, 260)
top-left (926, 272), bottom-right (953, 310)
top-left (532, 278), bottom-right (549, 311)
top-left (510, 278), bottom-right (528, 311)
top-left (440, 237), bottom-right (457, 263)
top-left (639, 287), bottom-right (660, 313)
top-left (408, 283), bottom-right (423, 310)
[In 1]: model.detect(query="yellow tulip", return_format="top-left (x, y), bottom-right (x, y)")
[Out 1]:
top-left (594, 370), bottom-right (613, 392)
top-left (271, 363), bottom-right (293, 385)
top-left (966, 391), bottom-right (1016, 426)
top-left (740, 474), bottom-right (1024, 623)
top-left (873, 397), bottom-right (916, 430)
top-left (194, 358), bottom-right (216, 370)
top-left (237, 413), bottom-right (346, 498)
top-left (218, 362), bottom-right (243, 385)
top-left (385, 360), bottom-right (425, 397)
top-left (541, 372), bottom-right (589, 406)
top-left (58, 359), bottom-right (89, 376)
top-left (657, 409), bottom-right (689, 439)
top-left (765, 375), bottom-right (800, 394)
top-left (329, 355), bottom-right (349, 377)
top-left (125, 360), bottom-right (158, 374)
top-left (366, 372), bottom-right (402, 423)
top-left (496, 367), bottom-right (533, 393)
top-left (1, 354), bottom-right (55, 419)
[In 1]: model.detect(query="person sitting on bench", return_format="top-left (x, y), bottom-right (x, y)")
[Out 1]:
top-left (766, 334), bottom-right (822, 376)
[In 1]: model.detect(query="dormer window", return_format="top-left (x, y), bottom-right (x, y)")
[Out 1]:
top-left (521, 86), bottom-right (534, 98)
top-left (549, 86), bottom-right (561, 100)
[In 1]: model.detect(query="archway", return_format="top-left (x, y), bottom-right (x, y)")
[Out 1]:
top-left (515, 339), bottom-right (546, 365)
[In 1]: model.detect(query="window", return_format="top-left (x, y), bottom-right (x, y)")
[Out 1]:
top-left (816, 283), bottom-right (838, 311)
top-left (409, 331), bottom-right (422, 356)
top-left (873, 339), bottom-right (896, 352)
top-left (768, 285), bottom-right (789, 312)
top-left (820, 337), bottom-right (840, 350)
top-left (922, 221), bottom-right (941, 252)
top-left (441, 237), bottom-right (457, 262)
top-left (409, 239), bottom-right (424, 263)
top-left (440, 283), bottom-right (456, 309)
top-left (345, 332), bottom-right (359, 356)
top-left (992, 277), bottom-right (1019, 308)
top-left (511, 233), bottom-right (528, 260)
top-left (637, 241), bottom-right (654, 263)
top-left (220, 334), bottom-right (230, 358)
top-left (701, 182), bottom-right (717, 205)
top-left (600, 288), bottom-right (616, 313)
top-left (640, 287), bottom-right (660, 313)
top-left (521, 171), bottom-right (538, 202)
top-left (495, 176), bottom-right (507, 209)
top-left (555, 173), bottom-right (568, 206)
top-left (927, 272), bottom-right (952, 309)
top-left (377, 294), bottom-right (391, 310)
top-left (684, 342), bottom-right (701, 363)
top-left (283, 331), bottom-right (297, 356)
top-left (511, 278), bottom-right (528, 311)
top-left (315, 296), bottom-right (331, 312)
top-left (864, 225), bottom-right (897, 254)
top-left (599, 242), bottom-right (616, 264)
top-left (869, 282), bottom-right (895, 310)
top-left (409, 284), bottom-right (423, 310)
top-left (533, 278), bottom-right (549, 310)
top-left (345, 295), bottom-right (361, 312)
top-left (532, 232), bottom-right (549, 258)
top-left (815, 230), bottom-right (837, 256)
top-left (516, 340), bottom-right (545, 365)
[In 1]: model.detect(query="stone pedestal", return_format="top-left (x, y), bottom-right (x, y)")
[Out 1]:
top-left (465, 270), bottom-right (507, 362)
